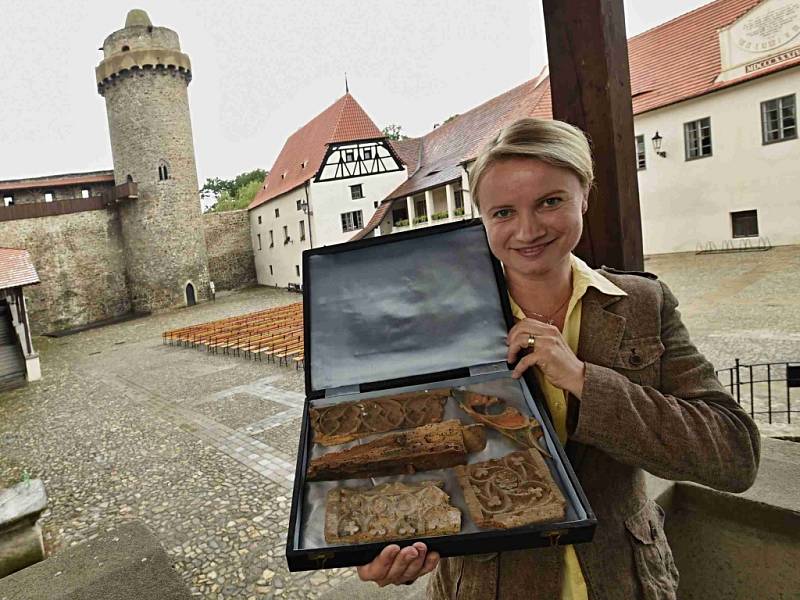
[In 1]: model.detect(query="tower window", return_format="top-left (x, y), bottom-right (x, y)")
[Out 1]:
top-left (44, 191), bottom-right (54, 202)
top-left (121, 45), bottom-right (130, 52)
top-left (3, 195), bottom-right (14, 207)
top-left (158, 160), bottom-right (170, 181)
top-left (350, 184), bottom-right (364, 200)
top-left (127, 174), bottom-right (134, 183)
top-left (81, 188), bottom-right (90, 199)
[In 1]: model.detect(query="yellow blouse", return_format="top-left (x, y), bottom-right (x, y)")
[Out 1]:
top-left (509, 254), bottom-right (626, 600)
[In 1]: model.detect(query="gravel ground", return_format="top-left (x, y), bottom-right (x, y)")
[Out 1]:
top-left (1, 246), bottom-right (798, 598)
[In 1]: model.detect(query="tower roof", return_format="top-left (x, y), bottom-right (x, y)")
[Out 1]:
top-left (125, 9), bottom-right (152, 28)
top-left (248, 93), bottom-right (384, 209)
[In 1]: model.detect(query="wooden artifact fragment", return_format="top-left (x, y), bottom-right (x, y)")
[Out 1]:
top-left (307, 420), bottom-right (486, 481)
top-left (456, 449), bottom-right (566, 529)
top-left (310, 389), bottom-right (450, 446)
top-left (458, 392), bottom-right (551, 458)
top-left (325, 481), bottom-right (461, 544)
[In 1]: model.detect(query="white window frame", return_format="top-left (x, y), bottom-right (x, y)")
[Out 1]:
top-left (684, 117), bottom-right (712, 160)
top-left (761, 94), bottom-right (796, 144)
top-left (350, 184), bottom-right (364, 200)
top-left (635, 135), bottom-right (646, 170)
top-left (340, 209), bottom-right (364, 232)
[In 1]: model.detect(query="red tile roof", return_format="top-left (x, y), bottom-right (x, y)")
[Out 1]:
top-left (0, 248), bottom-right (40, 290)
top-left (356, 0), bottom-right (798, 239)
top-left (0, 170), bottom-right (115, 192)
top-left (248, 94), bottom-right (384, 210)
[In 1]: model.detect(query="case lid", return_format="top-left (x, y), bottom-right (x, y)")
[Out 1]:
top-left (304, 220), bottom-right (513, 396)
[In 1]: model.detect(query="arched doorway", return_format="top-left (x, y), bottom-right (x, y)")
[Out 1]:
top-left (185, 282), bottom-right (196, 306)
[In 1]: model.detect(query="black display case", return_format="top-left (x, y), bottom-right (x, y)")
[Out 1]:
top-left (286, 219), bottom-right (596, 572)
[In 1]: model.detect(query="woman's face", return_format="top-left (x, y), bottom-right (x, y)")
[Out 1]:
top-left (478, 157), bottom-right (587, 280)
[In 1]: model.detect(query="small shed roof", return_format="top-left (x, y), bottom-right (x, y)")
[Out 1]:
top-left (0, 248), bottom-right (40, 290)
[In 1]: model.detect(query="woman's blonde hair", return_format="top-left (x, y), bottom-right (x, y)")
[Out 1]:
top-left (470, 118), bottom-right (593, 211)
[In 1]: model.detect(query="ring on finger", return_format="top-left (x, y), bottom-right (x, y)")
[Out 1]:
top-left (526, 335), bottom-right (536, 350)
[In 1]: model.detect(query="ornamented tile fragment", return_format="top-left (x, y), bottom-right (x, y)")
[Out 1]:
top-left (307, 420), bottom-right (486, 481)
top-left (310, 389), bottom-right (450, 446)
top-left (456, 449), bottom-right (566, 529)
top-left (325, 481), bottom-right (461, 544)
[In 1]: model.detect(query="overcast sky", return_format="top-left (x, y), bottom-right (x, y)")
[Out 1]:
top-left (1, 0), bottom-right (713, 184)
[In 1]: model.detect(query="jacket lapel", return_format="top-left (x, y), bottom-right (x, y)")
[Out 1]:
top-left (567, 288), bottom-right (627, 469)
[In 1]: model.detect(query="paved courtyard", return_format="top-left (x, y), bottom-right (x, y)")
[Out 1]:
top-left (1, 245), bottom-right (799, 599)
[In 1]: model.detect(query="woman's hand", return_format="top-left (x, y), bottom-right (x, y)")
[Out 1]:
top-left (507, 318), bottom-right (586, 398)
top-left (356, 543), bottom-right (439, 587)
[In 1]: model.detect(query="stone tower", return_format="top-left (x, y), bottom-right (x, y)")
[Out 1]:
top-left (96, 9), bottom-right (209, 312)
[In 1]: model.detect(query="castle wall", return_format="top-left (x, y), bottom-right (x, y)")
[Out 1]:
top-left (0, 209), bottom-right (130, 334)
top-left (202, 210), bottom-right (256, 291)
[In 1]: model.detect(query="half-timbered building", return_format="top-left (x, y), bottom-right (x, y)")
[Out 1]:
top-left (247, 93), bottom-right (406, 288)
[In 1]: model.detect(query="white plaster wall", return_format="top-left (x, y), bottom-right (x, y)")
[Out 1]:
top-left (634, 67), bottom-right (800, 254)
top-left (250, 185), bottom-right (311, 288)
top-left (309, 169), bottom-right (407, 246)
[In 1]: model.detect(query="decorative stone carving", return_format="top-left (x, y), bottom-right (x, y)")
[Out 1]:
top-left (310, 389), bottom-right (450, 446)
top-left (307, 420), bottom-right (486, 481)
top-left (456, 450), bottom-right (566, 529)
top-left (458, 391), bottom-right (550, 458)
top-left (325, 481), bottom-right (461, 544)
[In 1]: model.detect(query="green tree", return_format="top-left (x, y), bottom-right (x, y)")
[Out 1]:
top-left (202, 169), bottom-right (267, 213)
top-left (382, 124), bottom-right (406, 140)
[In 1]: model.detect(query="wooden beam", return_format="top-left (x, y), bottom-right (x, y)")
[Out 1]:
top-left (542, 0), bottom-right (643, 270)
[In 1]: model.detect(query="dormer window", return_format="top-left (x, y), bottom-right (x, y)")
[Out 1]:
top-left (281, 172), bottom-right (287, 179)
top-left (344, 149), bottom-right (355, 161)
top-left (363, 148), bottom-right (373, 160)
top-left (158, 160), bottom-right (170, 181)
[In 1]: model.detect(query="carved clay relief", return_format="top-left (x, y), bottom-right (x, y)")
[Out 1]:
top-left (308, 420), bottom-right (486, 481)
top-left (310, 390), bottom-right (450, 446)
top-left (456, 449), bottom-right (566, 529)
top-left (325, 481), bottom-right (461, 544)
top-left (458, 392), bottom-right (550, 458)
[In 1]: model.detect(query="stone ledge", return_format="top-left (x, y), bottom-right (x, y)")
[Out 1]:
top-left (0, 480), bottom-right (46, 531)
top-left (0, 521), bottom-right (193, 600)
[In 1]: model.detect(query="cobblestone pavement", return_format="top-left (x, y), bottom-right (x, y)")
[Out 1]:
top-left (1, 247), bottom-right (798, 599)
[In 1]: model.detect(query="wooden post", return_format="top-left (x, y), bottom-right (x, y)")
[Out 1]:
top-left (542, 0), bottom-right (643, 270)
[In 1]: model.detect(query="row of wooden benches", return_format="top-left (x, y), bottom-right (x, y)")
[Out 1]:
top-left (162, 303), bottom-right (306, 368)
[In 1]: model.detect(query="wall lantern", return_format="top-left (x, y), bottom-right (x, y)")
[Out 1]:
top-left (652, 131), bottom-right (667, 158)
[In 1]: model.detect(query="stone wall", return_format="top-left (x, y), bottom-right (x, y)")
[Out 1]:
top-left (203, 210), bottom-right (256, 290)
top-left (0, 208), bottom-right (130, 334)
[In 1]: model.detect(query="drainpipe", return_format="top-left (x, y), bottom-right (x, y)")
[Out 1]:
top-left (304, 181), bottom-right (314, 249)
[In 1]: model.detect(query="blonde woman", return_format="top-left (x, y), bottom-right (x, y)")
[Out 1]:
top-left (357, 118), bottom-right (759, 599)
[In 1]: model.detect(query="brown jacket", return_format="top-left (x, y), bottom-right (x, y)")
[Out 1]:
top-left (428, 270), bottom-right (760, 600)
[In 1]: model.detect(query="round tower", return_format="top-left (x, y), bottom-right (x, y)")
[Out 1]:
top-left (96, 9), bottom-right (209, 312)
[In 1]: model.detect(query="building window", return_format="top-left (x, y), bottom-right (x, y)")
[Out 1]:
top-left (275, 208), bottom-right (280, 218)
top-left (761, 94), bottom-right (796, 144)
top-left (374, 200), bottom-right (379, 208)
top-left (3, 195), bottom-right (14, 207)
top-left (296, 199), bottom-right (302, 211)
top-left (393, 205), bottom-right (409, 226)
top-left (258, 215), bottom-right (262, 225)
top-left (414, 197), bottom-right (426, 217)
top-left (44, 191), bottom-right (54, 202)
top-left (454, 190), bottom-right (464, 211)
top-left (299, 220), bottom-right (306, 241)
top-left (341, 209), bottom-right (364, 232)
top-left (158, 160), bottom-right (170, 180)
top-left (684, 117), bottom-right (712, 160)
top-left (269, 265), bottom-right (273, 275)
top-left (81, 188), bottom-right (90, 198)
top-left (344, 149), bottom-right (355, 161)
top-left (363, 148), bottom-right (373, 160)
top-left (635, 135), bottom-right (646, 170)
top-left (731, 210), bottom-right (758, 238)
top-left (295, 265), bottom-right (300, 277)
top-left (283, 225), bottom-right (290, 244)
top-left (257, 233), bottom-right (262, 250)
top-left (269, 230), bottom-right (274, 247)
top-left (350, 184), bottom-right (363, 200)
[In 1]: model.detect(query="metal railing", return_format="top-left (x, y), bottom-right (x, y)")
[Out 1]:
top-left (715, 360), bottom-right (799, 424)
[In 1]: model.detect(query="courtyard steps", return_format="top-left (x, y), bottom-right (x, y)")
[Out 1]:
top-left (0, 303), bottom-right (26, 391)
